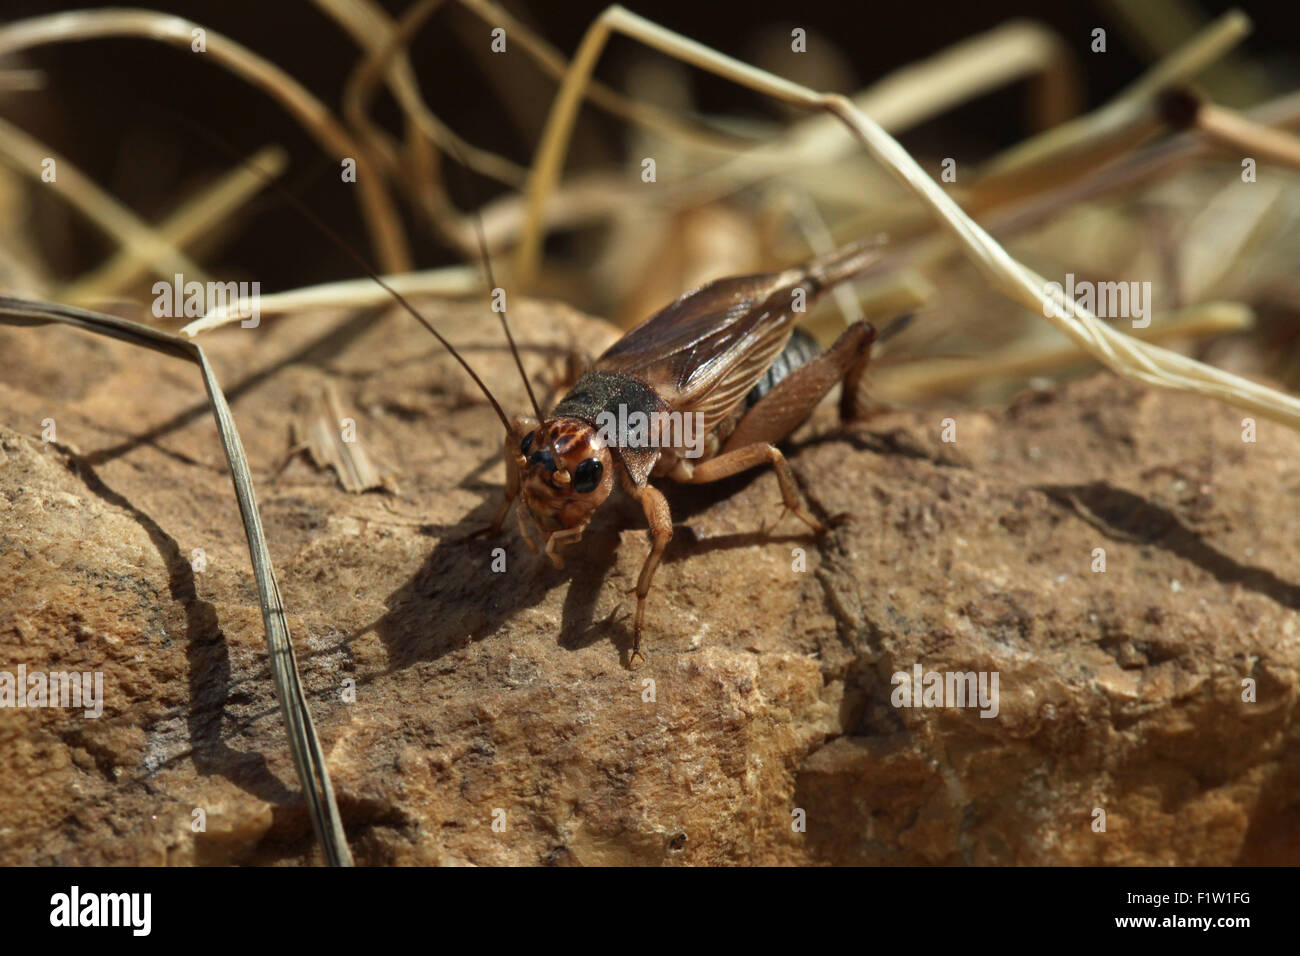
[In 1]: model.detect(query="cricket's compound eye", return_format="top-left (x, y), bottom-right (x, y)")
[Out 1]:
top-left (520, 431), bottom-right (535, 456)
top-left (573, 457), bottom-right (603, 493)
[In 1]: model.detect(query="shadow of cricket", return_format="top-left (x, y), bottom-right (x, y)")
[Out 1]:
top-left (370, 444), bottom-right (825, 668)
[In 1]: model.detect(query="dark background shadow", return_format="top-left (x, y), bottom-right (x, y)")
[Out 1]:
top-left (6, 0), bottom-right (1298, 314)
top-left (1039, 481), bottom-right (1300, 609)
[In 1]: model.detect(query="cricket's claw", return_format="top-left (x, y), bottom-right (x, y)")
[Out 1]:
top-left (628, 624), bottom-right (646, 668)
top-left (798, 507), bottom-right (829, 535)
top-left (548, 552), bottom-right (565, 570)
top-left (764, 503), bottom-right (828, 536)
top-left (760, 504), bottom-right (792, 536)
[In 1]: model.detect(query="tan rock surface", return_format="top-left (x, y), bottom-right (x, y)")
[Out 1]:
top-left (0, 299), bottom-right (1297, 865)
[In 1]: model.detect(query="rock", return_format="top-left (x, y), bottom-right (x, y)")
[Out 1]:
top-left (0, 298), bottom-right (1297, 865)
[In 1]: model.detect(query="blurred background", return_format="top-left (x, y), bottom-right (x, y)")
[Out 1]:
top-left (2, 0), bottom-right (1300, 405)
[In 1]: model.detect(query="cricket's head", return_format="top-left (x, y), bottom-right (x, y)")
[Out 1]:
top-left (514, 417), bottom-right (615, 532)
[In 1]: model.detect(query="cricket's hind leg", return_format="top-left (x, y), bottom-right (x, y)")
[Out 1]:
top-left (634, 322), bottom-right (877, 662)
top-left (835, 322), bottom-right (879, 423)
top-left (668, 320), bottom-right (877, 534)
top-left (725, 319), bottom-right (877, 450)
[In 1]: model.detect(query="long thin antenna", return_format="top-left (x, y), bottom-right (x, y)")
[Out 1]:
top-left (444, 140), bottom-right (571, 485)
top-left (241, 168), bottom-right (516, 432)
top-left (156, 105), bottom-right (570, 483)
top-left (467, 210), bottom-right (542, 421)
top-left (143, 104), bottom-right (516, 433)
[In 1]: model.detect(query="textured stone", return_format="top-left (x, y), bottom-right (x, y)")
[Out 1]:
top-left (0, 298), bottom-right (1297, 865)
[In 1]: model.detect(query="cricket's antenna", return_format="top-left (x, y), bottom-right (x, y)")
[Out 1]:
top-left (152, 110), bottom-right (516, 433)
top-left (466, 205), bottom-right (543, 422)
top-left (150, 104), bottom-right (570, 482)
top-left (262, 179), bottom-right (516, 432)
top-left (139, 104), bottom-right (514, 434)
top-left (447, 140), bottom-right (571, 486)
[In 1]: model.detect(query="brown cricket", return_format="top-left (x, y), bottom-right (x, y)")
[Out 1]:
top-left (440, 237), bottom-right (889, 664)
top-left (110, 123), bottom-right (894, 667)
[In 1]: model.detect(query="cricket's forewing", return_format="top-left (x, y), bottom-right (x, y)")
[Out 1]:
top-left (595, 269), bottom-right (811, 433)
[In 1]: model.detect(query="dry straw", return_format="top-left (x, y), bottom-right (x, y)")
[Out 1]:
top-left (0, 295), bottom-right (353, 868)
top-left (0, 8), bottom-right (410, 273)
top-left (515, 6), bottom-right (1300, 430)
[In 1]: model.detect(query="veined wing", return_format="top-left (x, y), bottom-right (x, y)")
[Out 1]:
top-left (595, 268), bottom-right (813, 432)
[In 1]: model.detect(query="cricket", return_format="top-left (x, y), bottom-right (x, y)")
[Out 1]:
top-left (462, 234), bottom-right (887, 664)
top-left (2, 0), bottom-right (1300, 878)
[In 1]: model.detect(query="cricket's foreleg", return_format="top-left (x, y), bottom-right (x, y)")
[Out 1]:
top-left (485, 442), bottom-right (522, 534)
top-left (544, 519), bottom-right (589, 570)
top-left (514, 499), bottom-right (540, 553)
top-left (630, 483), bottom-right (673, 665)
top-left (485, 488), bottom-right (516, 536)
top-left (465, 420), bottom-right (534, 545)
top-left (464, 485), bottom-right (519, 544)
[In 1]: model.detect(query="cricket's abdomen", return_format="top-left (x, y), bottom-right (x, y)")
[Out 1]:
top-left (697, 328), bottom-right (822, 455)
top-left (744, 328), bottom-right (821, 409)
